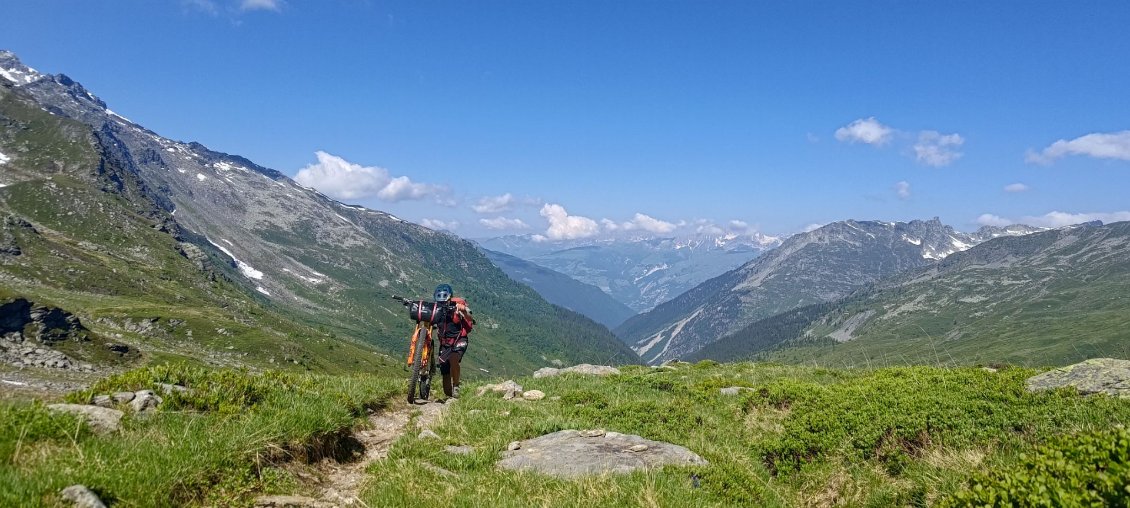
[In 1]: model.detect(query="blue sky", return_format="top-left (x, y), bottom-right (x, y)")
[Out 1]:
top-left (3, 1), bottom-right (1129, 239)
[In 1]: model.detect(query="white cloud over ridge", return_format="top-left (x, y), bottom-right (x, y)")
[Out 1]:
top-left (421, 218), bottom-right (459, 231)
top-left (479, 217), bottom-right (529, 230)
top-left (895, 181), bottom-right (911, 199)
top-left (1026, 131), bottom-right (1130, 164)
top-left (977, 210), bottom-right (1130, 228)
top-left (1004, 183), bottom-right (1030, 193)
top-left (834, 117), bottom-right (894, 146)
top-left (540, 204), bottom-right (600, 240)
top-left (975, 214), bottom-right (1012, 227)
top-left (602, 213), bottom-right (677, 234)
top-left (914, 131), bottom-right (964, 167)
top-left (294, 151), bottom-right (444, 203)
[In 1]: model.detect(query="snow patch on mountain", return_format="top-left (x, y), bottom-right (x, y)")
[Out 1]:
top-left (207, 238), bottom-right (265, 280)
top-left (0, 64), bottom-right (40, 84)
top-left (0, 151), bottom-right (10, 165)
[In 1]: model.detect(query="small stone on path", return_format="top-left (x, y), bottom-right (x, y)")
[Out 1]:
top-left (476, 380), bottom-right (523, 399)
top-left (629, 444), bottom-right (649, 452)
top-left (507, 441), bottom-right (521, 451)
top-left (580, 429), bottom-right (606, 438)
top-left (719, 386), bottom-right (752, 396)
top-left (418, 429), bottom-right (440, 440)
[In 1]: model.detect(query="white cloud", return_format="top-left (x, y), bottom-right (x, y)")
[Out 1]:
top-left (240, 0), bottom-right (282, 11)
top-left (472, 193), bottom-right (514, 214)
top-left (605, 213), bottom-right (677, 234)
top-left (294, 151), bottom-right (444, 202)
top-left (1021, 211), bottom-right (1130, 228)
top-left (1026, 131), bottom-right (1130, 165)
top-left (540, 204), bottom-right (599, 240)
top-left (479, 217), bottom-right (530, 230)
top-left (895, 181), bottom-right (911, 199)
top-left (913, 131), bottom-right (964, 167)
top-left (728, 220), bottom-right (749, 231)
top-left (421, 218), bottom-right (459, 231)
top-left (977, 210), bottom-right (1130, 228)
top-left (975, 214), bottom-right (1012, 227)
top-left (377, 175), bottom-right (437, 202)
top-left (802, 223), bottom-right (826, 233)
top-left (835, 117), bottom-right (894, 146)
top-left (1004, 183), bottom-right (1030, 193)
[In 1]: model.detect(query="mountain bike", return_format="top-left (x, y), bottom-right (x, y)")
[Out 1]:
top-left (393, 296), bottom-right (442, 404)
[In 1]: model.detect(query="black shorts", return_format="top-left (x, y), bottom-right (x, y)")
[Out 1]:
top-left (439, 340), bottom-right (467, 375)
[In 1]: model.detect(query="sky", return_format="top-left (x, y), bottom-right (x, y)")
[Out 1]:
top-left (3, 1), bottom-right (1129, 240)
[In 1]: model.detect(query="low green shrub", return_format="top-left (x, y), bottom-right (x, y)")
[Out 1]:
top-left (942, 426), bottom-right (1130, 507)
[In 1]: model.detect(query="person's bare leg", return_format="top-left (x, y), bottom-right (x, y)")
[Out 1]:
top-left (450, 352), bottom-right (462, 389)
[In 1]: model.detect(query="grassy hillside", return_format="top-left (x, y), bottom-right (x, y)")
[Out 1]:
top-left (2, 361), bottom-right (1128, 506)
top-left (0, 83), bottom-right (398, 376)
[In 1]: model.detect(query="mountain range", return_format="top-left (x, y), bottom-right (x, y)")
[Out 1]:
top-left (481, 249), bottom-right (636, 329)
top-left (479, 232), bottom-right (781, 313)
top-left (689, 220), bottom-right (1130, 367)
top-left (615, 218), bottom-right (1044, 364)
top-left (0, 50), bottom-right (638, 377)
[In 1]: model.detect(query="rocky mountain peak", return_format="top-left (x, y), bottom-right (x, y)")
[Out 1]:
top-left (0, 50), bottom-right (44, 86)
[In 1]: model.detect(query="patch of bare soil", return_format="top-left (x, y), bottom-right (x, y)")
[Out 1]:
top-left (257, 399), bottom-right (449, 507)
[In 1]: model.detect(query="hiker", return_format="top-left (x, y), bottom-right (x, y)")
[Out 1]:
top-left (434, 283), bottom-right (473, 399)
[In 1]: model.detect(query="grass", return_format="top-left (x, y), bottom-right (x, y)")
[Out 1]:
top-left (2, 361), bottom-right (1127, 506)
top-left (360, 361), bottom-right (1130, 507)
top-left (0, 364), bottom-right (399, 507)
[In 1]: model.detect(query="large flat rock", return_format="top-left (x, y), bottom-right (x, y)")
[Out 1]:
top-left (47, 404), bottom-right (123, 434)
top-left (1026, 358), bottom-right (1130, 398)
top-left (498, 429), bottom-right (707, 478)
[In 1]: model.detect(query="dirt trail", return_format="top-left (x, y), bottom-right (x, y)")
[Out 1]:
top-left (256, 399), bottom-right (450, 508)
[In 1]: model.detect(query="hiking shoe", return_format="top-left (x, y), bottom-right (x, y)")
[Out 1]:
top-left (452, 385), bottom-right (461, 399)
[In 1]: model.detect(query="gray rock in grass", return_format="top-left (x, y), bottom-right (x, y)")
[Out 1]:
top-left (498, 429), bottom-right (707, 478)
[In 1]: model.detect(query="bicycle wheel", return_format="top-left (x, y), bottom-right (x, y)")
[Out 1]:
top-left (419, 338), bottom-right (438, 400)
top-left (407, 327), bottom-right (428, 404)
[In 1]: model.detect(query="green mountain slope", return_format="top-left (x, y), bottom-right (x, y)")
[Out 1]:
top-left (692, 221), bottom-right (1130, 367)
top-left (482, 248), bottom-right (637, 329)
top-left (0, 53), bottom-right (639, 377)
top-left (0, 81), bottom-right (391, 374)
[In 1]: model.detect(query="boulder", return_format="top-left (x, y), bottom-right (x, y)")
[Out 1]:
top-left (47, 404), bottom-right (123, 435)
top-left (60, 484), bottom-right (106, 508)
top-left (1026, 358), bottom-right (1130, 398)
top-left (498, 429), bottom-right (708, 478)
top-left (129, 391), bottom-right (163, 412)
top-left (533, 364), bottom-right (621, 378)
top-left (522, 390), bottom-right (546, 401)
top-left (92, 395), bottom-right (113, 408)
top-left (476, 380), bottom-right (523, 399)
top-left (111, 391), bottom-right (135, 404)
top-left (418, 429), bottom-right (440, 440)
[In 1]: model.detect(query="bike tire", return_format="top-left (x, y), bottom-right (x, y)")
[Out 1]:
top-left (419, 340), bottom-right (438, 400)
top-left (407, 327), bottom-right (428, 404)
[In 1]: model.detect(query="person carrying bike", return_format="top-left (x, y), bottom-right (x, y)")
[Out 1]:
top-left (433, 283), bottom-right (473, 399)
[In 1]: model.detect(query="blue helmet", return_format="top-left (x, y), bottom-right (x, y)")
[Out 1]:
top-left (434, 283), bottom-right (453, 302)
